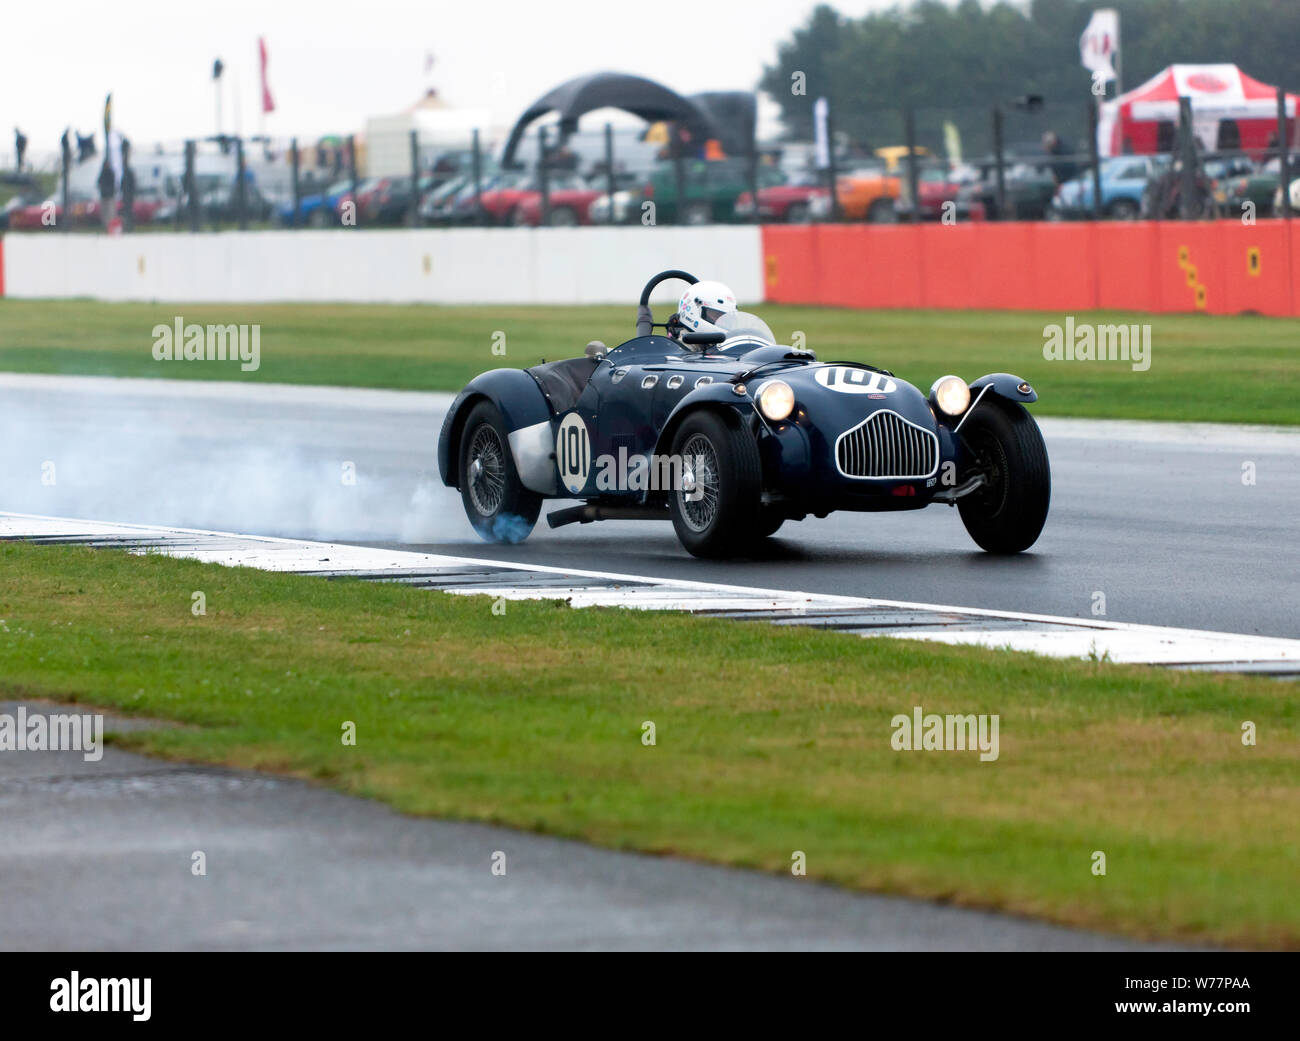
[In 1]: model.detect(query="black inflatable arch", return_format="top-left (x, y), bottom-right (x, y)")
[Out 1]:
top-left (500, 71), bottom-right (718, 167)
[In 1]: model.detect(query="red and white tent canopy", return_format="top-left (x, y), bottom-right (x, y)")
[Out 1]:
top-left (1099, 64), bottom-right (1299, 157)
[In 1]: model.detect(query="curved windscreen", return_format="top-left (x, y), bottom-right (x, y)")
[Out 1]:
top-left (714, 310), bottom-right (776, 347)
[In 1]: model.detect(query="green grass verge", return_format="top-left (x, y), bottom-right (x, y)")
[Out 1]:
top-left (2, 541), bottom-right (1296, 947)
top-left (0, 299), bottom-right (1297, 423)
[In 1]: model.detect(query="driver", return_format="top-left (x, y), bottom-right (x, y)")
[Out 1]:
top-left (671, 280), bottom-right (738, 340)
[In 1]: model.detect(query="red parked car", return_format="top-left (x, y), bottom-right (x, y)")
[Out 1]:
top-left (513, 179), bottom-right (602, 226)
top-left (908, 167), bottom-right (987, 221)
top-left (734, 176), bottom-right (827, 223)
top-left (474, 172), bottom-right (544, 225)
top-left (6, 191), bottom-right (99, 230)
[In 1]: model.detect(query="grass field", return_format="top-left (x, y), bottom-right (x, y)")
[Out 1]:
top-left (2, 540), bottom-right (1297, 948)
top-left (1, 299), bottom-right (1297, 424)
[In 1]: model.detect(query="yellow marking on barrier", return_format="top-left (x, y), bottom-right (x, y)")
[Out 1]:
top-left (1247, 246), bottom-right (1261, 277)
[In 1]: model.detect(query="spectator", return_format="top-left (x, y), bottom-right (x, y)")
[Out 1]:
top-left (97, 156), bottom-right (117, 230)
top-left (120, 140), bottom-right (136, 232)
top-left (14, 127), bottom-right (27, 172)
top-left (1041, 130), bottom-right (1079, 185)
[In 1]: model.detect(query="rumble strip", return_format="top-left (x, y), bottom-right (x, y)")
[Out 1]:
top-left (3, 511), bottom-right (1297, 675)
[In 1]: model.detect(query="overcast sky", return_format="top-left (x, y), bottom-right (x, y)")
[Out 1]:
top-left (3, 0), bottom-right (913, 156)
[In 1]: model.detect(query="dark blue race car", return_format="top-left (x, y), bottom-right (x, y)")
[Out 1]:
top-left (438, 270), bottom-right (1049, 558)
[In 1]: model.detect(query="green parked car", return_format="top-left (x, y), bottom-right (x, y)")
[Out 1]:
top-left (642, 159), bottom-right (786, 224)
top-left (1218, 155), bottom-right (1300, 218)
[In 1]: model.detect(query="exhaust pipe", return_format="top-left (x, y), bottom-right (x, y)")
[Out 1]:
top-left (547, 503), bottom-right (671, 529)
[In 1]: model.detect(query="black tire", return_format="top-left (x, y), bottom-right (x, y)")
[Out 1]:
top-left (308, 207), bottom-right (330, 228)
top-left (957, 401), bottom-right (1050, 554)
top-left (867, 198), bottom-right (898, 223)
top-left (668, 410), bottom-right (763, 558)
top-left (458, 401), bottom-right (542, 543)
top-left (785, 201), bottom-right (811, 224)
top-left (548, 206), bottom-right (578, 226)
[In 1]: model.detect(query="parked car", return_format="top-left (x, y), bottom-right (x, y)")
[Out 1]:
top-left (199, 181), bottom-right (274, 224)
top-left (587, 188), bottom-right (642, 225)
top-left (898, 166), bottom-right (987, 222)
top-left (826, 165), bottom-right (903, 222)
top-left (420, 175), bottom-right (471, 224)
top-left (642, 159), bottom-right (787, 224)
top-left (1219, 155), bottom-right (1300, 218)
top-left (275, 178), bottom-right (352, 227)
top-left (5, 190), bottom-right (97, 230)
top-left (959, 161), bottom-right (1058, 220)
top-left (1, 189), bottom-right (47, 230)
top-left (482, 172), bottom-right (550, 225)
top-left (359, 175), bottom-right (438, 225)
top-left (1049, 156), bottom-right (1165, 220)
top-left (513, 179), bottom-right (606, 226)
top-left (734, 174), bottom-right (826, 223)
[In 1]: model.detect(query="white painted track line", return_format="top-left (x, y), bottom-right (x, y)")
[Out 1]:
top-left (4, 511), bottom-right (1298, 672)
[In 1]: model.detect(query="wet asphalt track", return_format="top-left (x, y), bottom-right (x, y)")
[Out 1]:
top-left (0, 374), bottom-right (1293, 949)
top-left (3, 374), bottom-right (1296, 638)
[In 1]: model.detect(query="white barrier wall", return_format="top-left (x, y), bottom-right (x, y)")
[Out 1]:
top-left (1, 227), bottom-right (765, 306)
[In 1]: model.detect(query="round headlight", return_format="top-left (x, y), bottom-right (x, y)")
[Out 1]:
top-left (930, 375), bottom-right (971, 417)
top-left (756, 379), bottom-right (796, 421)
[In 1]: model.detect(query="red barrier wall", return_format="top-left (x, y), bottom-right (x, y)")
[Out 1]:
top-left (762, 220), bottom-right (1300, 317)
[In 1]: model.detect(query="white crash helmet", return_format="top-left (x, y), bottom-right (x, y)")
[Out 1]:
top-left (678, 280), bottom-right (738, 336)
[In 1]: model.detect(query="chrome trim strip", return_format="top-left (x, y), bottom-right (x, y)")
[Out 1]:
top-left (953, 383), bottom-right (992, 434)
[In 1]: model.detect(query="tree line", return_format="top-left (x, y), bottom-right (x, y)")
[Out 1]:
top-left (760, 0), bottom-right (1300, 158)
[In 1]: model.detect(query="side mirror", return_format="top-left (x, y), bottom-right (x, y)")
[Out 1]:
top-left (682, 331), bottom-right (725, 346)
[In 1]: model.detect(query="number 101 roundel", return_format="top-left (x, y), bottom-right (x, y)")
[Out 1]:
top-left (437, 269), bottom-right (1049, 558)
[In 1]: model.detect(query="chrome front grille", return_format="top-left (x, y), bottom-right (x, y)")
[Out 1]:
top-left (835, 410), bottom-right (939, 479)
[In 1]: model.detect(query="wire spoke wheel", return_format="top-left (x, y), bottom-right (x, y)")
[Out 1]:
top-left (679, 433), bottom-right (721, 532)
top-left (466, 424), bottom-right (507, 516)
top-left (667, 410), bottom-right (763, 557)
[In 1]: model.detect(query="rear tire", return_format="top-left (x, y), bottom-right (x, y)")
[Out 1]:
top-left (459, 401), bottom-right (542, 543)
top-left (957, 401), bottom-right (1050, 554)
top-left (668, 410), bottom-right (762, 557)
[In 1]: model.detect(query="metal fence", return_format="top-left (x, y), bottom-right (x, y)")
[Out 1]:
top-left (3, 86), bottom-right (1295, 233)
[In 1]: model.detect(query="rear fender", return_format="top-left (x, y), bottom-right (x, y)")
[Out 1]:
top-left (438, 368), bottom-right (556, 493)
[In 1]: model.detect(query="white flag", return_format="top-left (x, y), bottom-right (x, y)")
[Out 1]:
top-left (813, 97), bottom-right (830, 170)
top-left (1080, 9), bottom-right (1119, 84)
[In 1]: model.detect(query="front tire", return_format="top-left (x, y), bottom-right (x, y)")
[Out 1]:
top-left (957, 401), bottom-right (1050, 554)
top-left (459, 401), bottom-right (541, 543)
top-left (668, 410), bottom-right (762, 557)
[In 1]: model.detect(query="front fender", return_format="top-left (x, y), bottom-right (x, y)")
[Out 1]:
top-left (969, 372), bottom-right (1037, 404)
top-left (653, 382), bottom-right (757, 456)
top-left (438, 368), bottom-right (554, 489)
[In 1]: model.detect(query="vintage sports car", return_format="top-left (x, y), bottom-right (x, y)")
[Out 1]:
top-left (438, 270), bottom-right (1050, 558)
